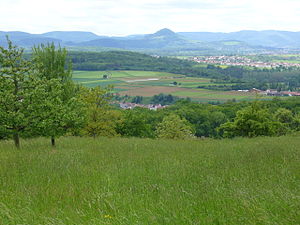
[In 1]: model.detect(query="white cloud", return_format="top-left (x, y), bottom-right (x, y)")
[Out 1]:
top-left (0, 0), bottom-right (300, 35)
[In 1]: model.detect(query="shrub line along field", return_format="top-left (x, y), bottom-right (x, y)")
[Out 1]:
top-left (73, 70), bottom-right (265, 102)
top-left (0, 136), bottom-right (299, 224)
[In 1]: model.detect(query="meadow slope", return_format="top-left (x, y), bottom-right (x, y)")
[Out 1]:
top-left (0, 136), bottom-right (299, 224)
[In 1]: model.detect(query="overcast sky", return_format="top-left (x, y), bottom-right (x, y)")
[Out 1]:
top-left (1, 0), bottom-right (300, 36)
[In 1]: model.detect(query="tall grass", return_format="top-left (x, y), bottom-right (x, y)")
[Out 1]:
top-left (0, 136), bottom-right (299, 224)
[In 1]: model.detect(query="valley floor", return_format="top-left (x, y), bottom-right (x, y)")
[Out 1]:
top-left (0, 136), bottom-right (299, 224)
top-left (73, 70), bottom-right (264, 103)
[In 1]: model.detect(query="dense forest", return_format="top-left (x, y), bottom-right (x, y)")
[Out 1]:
top-left (69, 51), bottom-right (300, 91)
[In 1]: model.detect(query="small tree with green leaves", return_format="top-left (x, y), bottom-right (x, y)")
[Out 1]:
top-left (31, 43), bottom-right (84, 146)
top-left (81, 86), bottom-right (121, 138)
top-left (25, 78), bottom-right (85, 144)
top-left (156, 114), bottom-right (195, 139)
top-left (32, 43), bottom-right (72, 81)
top-left (0, 38), bottom-right (32, 148)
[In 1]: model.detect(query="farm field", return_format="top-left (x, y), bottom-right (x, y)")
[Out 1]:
top-left (73, 70), bottom-right (261, 102)
top-left (248, 54), bottom-right (300, 64)
top-left (0, 136), bottom-right (299, 224)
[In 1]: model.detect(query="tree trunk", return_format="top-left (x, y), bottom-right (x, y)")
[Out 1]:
top-left (51, 136), bottom-right (55, 147)
top-left (13, 133), bottom-right (20, 149)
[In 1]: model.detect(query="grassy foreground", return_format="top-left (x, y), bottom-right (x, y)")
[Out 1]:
top-left (0, 136), bottom-right (299, 224)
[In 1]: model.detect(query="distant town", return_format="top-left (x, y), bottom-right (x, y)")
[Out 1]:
top-left (190, 56), bottom-right (300, 68)
top-left (240, 88), bottom-right (300, 97)
top-left (119, 103), bottom-right (168, 110)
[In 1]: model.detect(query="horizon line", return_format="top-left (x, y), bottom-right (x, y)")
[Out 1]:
top-left (1, 28), bottom-right (300, 37)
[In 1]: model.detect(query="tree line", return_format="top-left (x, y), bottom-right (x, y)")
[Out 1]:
top-left (73, 95), bottom-right (300, 139)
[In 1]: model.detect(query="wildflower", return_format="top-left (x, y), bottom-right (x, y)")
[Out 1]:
top-left (104, 214), bottom-right (112, 219)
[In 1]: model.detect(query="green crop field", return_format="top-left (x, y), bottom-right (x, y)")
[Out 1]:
top-left (0, 136), bottom-right (299, 224)
top-left (73, 70), bottom-right (259, 102)
top-left (172, 89), bottom-right (272, 102)
top-left (73, 70), bottom-right (179, 79)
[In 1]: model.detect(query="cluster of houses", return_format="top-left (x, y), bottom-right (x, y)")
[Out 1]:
top-left (191, 56), bottom-right (300, 68)
top-left (238, 88), bottom-right (300, 96)
top-left (119, 102), bottom-right (168, 110)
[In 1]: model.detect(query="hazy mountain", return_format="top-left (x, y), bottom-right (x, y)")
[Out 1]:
top-left (1, 28), bottom-right (300, 54)
top-left (77, 28), bottom-right (188, 49)
top-left (146, 28), bottom-right (181, 39)
top-left (179, 30), bottom-right (300, 48)
top-left (0, 31), bottom-right (61, 47)
top-left (41, 31), bottom-right (101, 43)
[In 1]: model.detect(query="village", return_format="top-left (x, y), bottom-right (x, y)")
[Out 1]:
top-left (191, 56), bottom-right (300, 68)
top-left (119, 102), bottom-right (168, 110)
top-left (239, 88), bottom-right (300, 96)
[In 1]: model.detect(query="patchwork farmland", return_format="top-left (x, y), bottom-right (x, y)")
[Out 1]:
top-left (73, 70), bottom-right (269, 102)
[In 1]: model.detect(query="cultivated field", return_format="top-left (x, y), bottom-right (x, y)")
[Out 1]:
top-left (73, 70), bottom-right (262, 102)
top-left (0, 136), bottom-right (299, 224)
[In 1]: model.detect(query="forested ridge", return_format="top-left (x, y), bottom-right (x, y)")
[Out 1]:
top-left (70, 51), bottom-right (300, 91)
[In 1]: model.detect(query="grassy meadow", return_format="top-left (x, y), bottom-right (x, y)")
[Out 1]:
top-left (0, 136), bottom-right (299, 224)
top-left (73, 70), bottom-right (261, 102)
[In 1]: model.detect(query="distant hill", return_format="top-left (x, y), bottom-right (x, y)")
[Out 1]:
top-left (41, 31), bottom-right (100, 43)
top-left (69, 50), bottom-right (195, 71)
top-left (0, 31), bottom-right (61, 47)
top-left (2, 28), bottom-right (300, 54)
top-left (76, 28), bottom-right (189, 49)
top-left (179, 30), bottom-right (300, 48)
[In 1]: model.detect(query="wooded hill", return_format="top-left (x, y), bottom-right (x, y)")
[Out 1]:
top-left (70, 51), bottom-right (300, 91)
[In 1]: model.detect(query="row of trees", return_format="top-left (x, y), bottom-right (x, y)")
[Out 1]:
top-left (79, 97), bottom-right (300, 140)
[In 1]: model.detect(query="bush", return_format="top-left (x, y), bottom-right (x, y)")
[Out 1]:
top-left (156, 114), bottom-right (195, 139)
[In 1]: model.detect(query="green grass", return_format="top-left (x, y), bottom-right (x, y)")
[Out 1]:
top-left (273, 59), bottom-right (300, 64)
top-left (0, 136), bottom-right (299, 224)
top-left (172, 89), bottom-right (259, 100)
top-left (73, 70), bottom-right (179, 79)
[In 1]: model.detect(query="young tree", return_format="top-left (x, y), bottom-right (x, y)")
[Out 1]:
top-left (32, 43), bottom-right (72, 81)
top-left (0, 38), bottom-right (32, 148)
top-left (25, 78), bottom-right (85, 144)
top-left (156, 114), bottom-right (195, 139)
top-left (81, 86), bottom-right (122, 138)
top-left (31, 43), bottom-right (84, 146)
